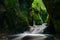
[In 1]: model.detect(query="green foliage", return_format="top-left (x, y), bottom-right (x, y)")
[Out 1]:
top-left (0, 0), bottom-right (48, 34)
top-left (32, 0), bottom-right (48, 24)
top-left (0, 0), bottom-right (30, 34)
top-left (32, 0), bottom-right (46, 11)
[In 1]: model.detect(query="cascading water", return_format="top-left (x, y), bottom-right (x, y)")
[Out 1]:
top-left (29, 23), bottom-right (47, 34)
top-left (8, 23), bottom-right (53, 40)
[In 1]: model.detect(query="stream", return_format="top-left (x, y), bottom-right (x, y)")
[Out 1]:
top-left (0, 23), bottom-right (60, 40)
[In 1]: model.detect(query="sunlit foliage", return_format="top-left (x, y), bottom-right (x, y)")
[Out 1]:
top-left (32, 0), bottom-right (48, 24)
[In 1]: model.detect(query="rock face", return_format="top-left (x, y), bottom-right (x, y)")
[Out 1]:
top-left (42, 0), bottom-right (60, 33)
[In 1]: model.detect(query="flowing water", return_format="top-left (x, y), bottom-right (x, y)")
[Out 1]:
top-left (0, 23), bottom-right (54, 40)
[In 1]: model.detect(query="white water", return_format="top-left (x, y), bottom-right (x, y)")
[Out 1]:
top-left (10, 23), bottom-right (49, 40)
top-left (29, 23), bottom-right (47, 34)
